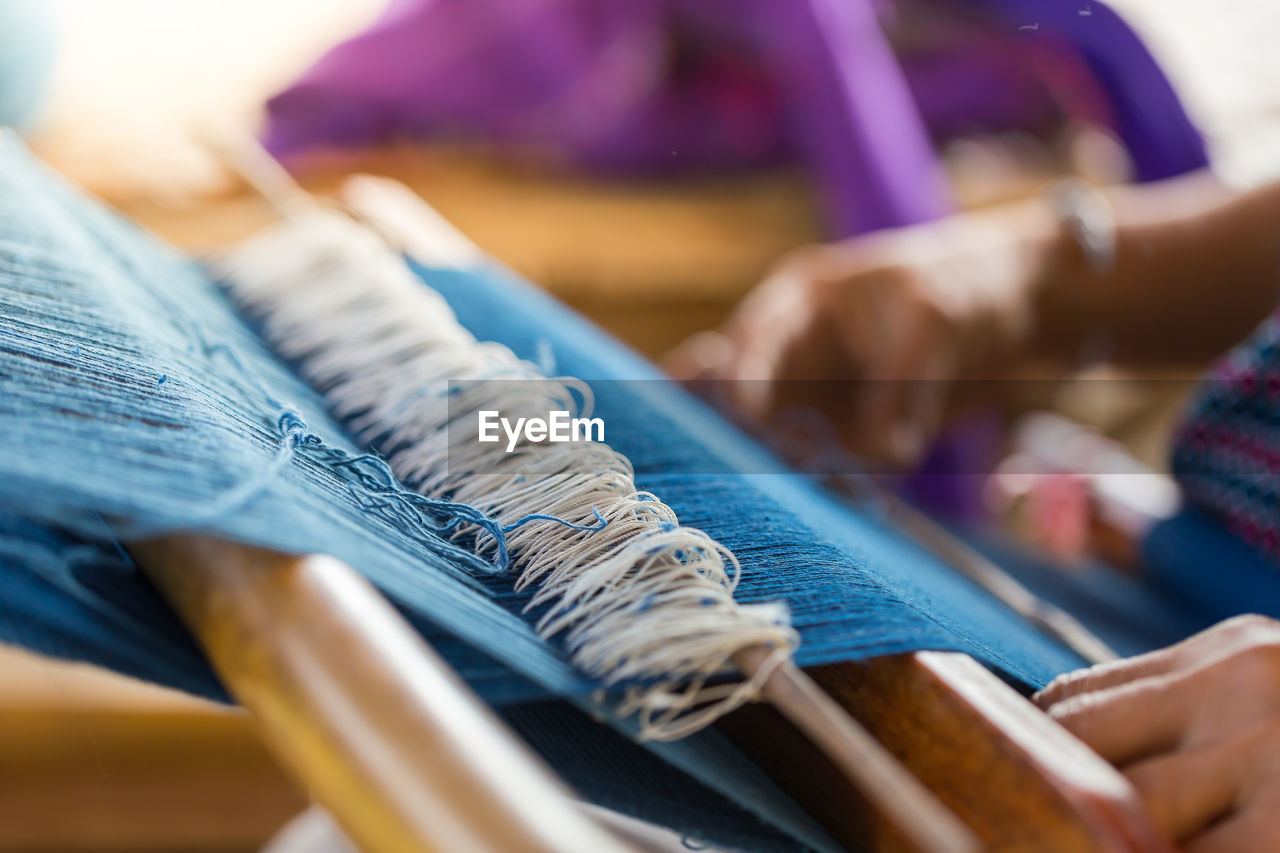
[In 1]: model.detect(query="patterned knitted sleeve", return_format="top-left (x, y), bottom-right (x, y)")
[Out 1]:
top-left (1171, 308), bottom-right (1280, 562)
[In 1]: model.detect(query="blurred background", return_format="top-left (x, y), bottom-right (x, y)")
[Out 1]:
top-left (17, 0), bottom-right (1280, 360)
top-left (4, 0), bottom-right (1280, 849)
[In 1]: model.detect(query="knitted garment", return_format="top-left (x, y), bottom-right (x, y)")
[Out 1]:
top-left (1172, 309), bottom-right (1280, 563)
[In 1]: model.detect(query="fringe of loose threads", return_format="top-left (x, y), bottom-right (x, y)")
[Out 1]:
top-left (214, 212), bottom-right (797, 739)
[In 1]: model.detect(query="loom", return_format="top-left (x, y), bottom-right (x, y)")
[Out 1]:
top-left (2, 131), bottom-right (1277, 852)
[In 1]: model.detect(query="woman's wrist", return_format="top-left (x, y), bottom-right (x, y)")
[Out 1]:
top-left (1030, 174), bottom-right (1280, 369)
top-left (1004, 196), bottom-right (1102, 372)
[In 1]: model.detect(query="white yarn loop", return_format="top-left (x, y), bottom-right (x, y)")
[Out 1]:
top-left (215, 212), bottom-right (798, 739)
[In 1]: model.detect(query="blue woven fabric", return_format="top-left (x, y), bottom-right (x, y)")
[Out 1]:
top-left (0, 137), bottom-right (841, 853)
top-left (0, 135), bottom-right (592, 704)
top-left (420, 261), bottom-right (1086, 686)
top-left (0, 128), bottom-right (1088, 694)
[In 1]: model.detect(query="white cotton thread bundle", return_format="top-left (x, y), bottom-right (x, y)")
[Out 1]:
top-left (213, 211), bottom-right (797, 739)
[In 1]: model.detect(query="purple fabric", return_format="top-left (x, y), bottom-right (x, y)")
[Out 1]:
top-left (971, 0), bottom-right (1207, 181)
top-left (263, 0), bottom-right (1205, 236)
top-left (753, 0), bottom-right (950, 234)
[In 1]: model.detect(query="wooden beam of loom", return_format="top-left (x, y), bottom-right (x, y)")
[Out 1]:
top-left (131, 535), bottom-right (639, 853)
top-left (718, 654), bottom-right (1173, 852)
top-left (128, 532), bottom-right (1173, 853)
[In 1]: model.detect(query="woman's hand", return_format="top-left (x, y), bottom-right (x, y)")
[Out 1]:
top-left (1036, 615), bottom-right (1280, 851)
top-left (665, 201), bottom-right (1066, 466)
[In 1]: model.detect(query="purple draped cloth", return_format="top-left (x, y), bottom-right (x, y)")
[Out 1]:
top-left (264, 0), bottom-right (1206, 237)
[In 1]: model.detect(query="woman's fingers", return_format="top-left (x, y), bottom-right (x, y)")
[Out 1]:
top-left (1036, 615), bottom-right (1280, 708)
top-left (1183, 719), bottom-right (1280, 852)
top-left (666, 222), bottom-right (1038, 465)
top-left (721, 262), bottom-right (831, 418)
top-left (1047, 655), bottom-right (1280, 766)
top-left (661, 330), bottom-right (735, 382)
top-left (1034, 644), bottom-right (1184, 708)
top-left (834, 274), bottom-right (951, 466)
top-left (1124, 726), bottom-right (1265, 841)
top-left (1035, 618), bottom-right (1280, 851)
top-left (1042, 672), bottom-right (1205, 765)
top-left (1187, 808), bottom-right (1280, 853)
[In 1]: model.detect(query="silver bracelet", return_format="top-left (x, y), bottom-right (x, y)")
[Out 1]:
top-left (1052, 179), bottom-right (1118, 365)
top-left (1052, 178), bottom-right (1117, 276)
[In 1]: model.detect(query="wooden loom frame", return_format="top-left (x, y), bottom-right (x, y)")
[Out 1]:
top-left (130, 533), bottom-right (1170, 853)
top-left (124, 174), bottom-right (1174, 853)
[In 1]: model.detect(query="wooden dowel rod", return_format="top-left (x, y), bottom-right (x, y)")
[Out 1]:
top-left (733, 648), bottom-right (979, 853)
top-left (133, 534), bottom-right (638, 853)
top-left (195, 126), bottom-right (315, 217)
top-left (880, 495), bottom-right (1118, 665)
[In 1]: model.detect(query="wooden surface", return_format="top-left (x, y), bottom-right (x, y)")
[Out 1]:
top-left (722, 651), bottom-right (1171, 853)
top-left (734, 647), bottom-right (979, 853)
top-left (132, 535), bottom-right (636, 853)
